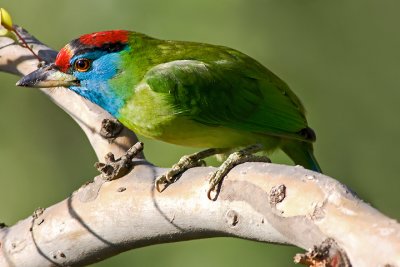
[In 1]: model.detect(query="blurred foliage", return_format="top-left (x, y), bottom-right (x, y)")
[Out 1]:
top-left (1, 0), bottom-right (399, 266)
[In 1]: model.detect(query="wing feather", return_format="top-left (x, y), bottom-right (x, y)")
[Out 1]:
top-left (143, 56), bottom-right (311, 142)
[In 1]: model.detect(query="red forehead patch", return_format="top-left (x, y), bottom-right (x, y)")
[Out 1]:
top-left (55, 44), bottom-right (73, 72)
top-left (79, 30), bottom-right (129, 47)
top-left (54, 30), bottom-right (130, 72)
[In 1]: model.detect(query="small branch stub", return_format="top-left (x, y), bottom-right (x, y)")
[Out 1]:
top-left (294, 238), bottom-right (351, 267)
top-left (225, 210), bottom-right (239, 227)
top-left (100, 118), bottom-right (124, 140)
top-left (269, 184), bottom-right (286, 205)
top-left (95, 141), bottom-right (144, 180)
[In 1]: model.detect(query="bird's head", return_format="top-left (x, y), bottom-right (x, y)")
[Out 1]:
top-left (17, 30), bottom-right (132, 116)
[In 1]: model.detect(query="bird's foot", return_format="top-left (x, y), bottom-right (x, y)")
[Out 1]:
top-left (207, 144), bottom-right (270, 200)
top-left (95, 141), bottom-right (144, 181)
top-left (155, 148), bottom-right (225, 192)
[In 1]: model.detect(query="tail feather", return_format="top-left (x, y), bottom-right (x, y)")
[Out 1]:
top-left (281, 140), bottom-right (322, 173)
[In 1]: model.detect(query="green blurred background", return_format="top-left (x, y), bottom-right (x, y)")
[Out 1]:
top-left (1, 0), bottom-right (399, 266)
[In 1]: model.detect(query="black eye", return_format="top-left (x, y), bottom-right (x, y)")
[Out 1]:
top-left (74, 58), bottom-right (91, 72)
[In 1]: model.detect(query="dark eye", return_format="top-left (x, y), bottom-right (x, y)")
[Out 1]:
top-left (74, 58), bottom-right (91, 72)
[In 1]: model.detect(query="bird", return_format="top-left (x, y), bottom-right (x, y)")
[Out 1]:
top-left (17, 30), bottom-right (321, 198)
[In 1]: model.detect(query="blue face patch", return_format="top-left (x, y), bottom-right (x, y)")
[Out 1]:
top-left (69, 51), bottom-right (125, 117)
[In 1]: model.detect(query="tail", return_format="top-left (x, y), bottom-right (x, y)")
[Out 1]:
top-left (281, 140), bottom-right (322, 173)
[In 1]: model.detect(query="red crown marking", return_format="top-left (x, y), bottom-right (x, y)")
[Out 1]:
top-left (79, 30), bottom-right (129, 47)
top-left (54, 30), bottom-right (130, 72)
top-left (55, 44), bottom-right (73, 72)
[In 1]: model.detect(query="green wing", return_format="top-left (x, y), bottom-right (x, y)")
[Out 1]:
top-left (143, 54), bottom-right (311, 141)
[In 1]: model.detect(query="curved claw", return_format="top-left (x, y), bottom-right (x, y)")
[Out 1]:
top-left (155, 180), bottom-right (162, 193)
top-left (207, 185), bottom-right (218, 201)
top-left (207, 187), bottom-right (214, 200)
top-left (155, 178), bottom-right (166, 193)
top-left (155, 172), bottom-right (176, 192)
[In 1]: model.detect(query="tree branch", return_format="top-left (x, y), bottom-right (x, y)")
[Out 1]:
top-left (0, 27), bottom-right (399, 267)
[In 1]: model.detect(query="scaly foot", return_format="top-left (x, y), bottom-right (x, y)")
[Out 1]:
top-left (155, 148), bottom-right (228, 192)
top-left (207, 144), bottom-right (270, 200)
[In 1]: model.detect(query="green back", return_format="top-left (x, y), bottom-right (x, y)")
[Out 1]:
top-left (118, 32), bottom-right (311, 141)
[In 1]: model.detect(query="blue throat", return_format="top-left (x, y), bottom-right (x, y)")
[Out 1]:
top-left (69, 50), bottom-right (126, 117)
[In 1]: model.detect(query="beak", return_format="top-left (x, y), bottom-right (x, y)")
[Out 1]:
top-left (16, 64), bottom-right (79, 88)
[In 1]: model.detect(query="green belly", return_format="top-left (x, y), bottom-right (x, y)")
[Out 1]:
top-left (119, 113), bottom-right (254, 148)
top-left (118, 85), bottom-right (280, 149)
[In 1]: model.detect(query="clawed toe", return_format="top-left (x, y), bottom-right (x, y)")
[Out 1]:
top-left (155, 175), bottom-right (167, 193)
top-left (154, 159), bottom-right (206, 192)
top-left (154, 173), bottom-right (174, 193)
top-left (206, 144), bottom-right (270, 200)
top-left (153, 144), bottom-right (270, 200)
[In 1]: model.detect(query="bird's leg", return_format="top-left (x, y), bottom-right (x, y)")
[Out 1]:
top-left (207, 144), bottom-right (271, 200)
top-left (95, 142), bottom-right (144, 181)
top-left (155, 148), bottom-right (229, 192)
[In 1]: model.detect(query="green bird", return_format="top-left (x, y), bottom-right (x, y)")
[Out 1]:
top-left (17, 30), bottom-right (321, 198)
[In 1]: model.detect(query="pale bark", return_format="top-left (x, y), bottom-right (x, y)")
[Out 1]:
top-left (0, 27), bottom-right (399, 267)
